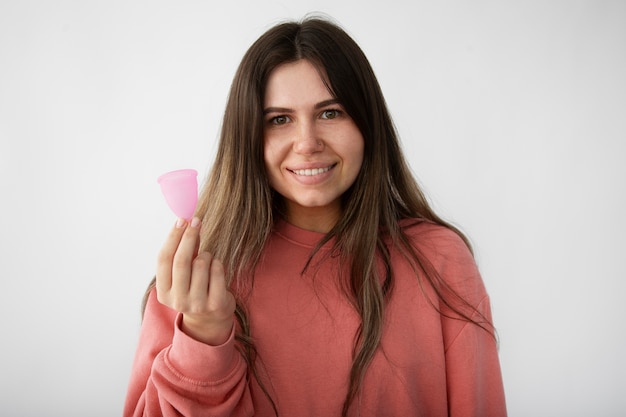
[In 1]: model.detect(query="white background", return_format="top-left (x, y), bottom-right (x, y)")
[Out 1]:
top-left (1, 1), bottom-right (624, 416)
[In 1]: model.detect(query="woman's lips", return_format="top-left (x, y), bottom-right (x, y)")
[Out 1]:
top-left (289, 164), bottom-right (335, 176)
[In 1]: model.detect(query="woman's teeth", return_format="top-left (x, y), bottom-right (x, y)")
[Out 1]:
top-left (292, 166), bottom-right (332, 176)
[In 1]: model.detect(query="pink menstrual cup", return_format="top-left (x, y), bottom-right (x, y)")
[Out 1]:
top-left (157, 169), bottom-right (198, 220)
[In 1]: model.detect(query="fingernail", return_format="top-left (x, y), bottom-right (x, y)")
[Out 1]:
top-left (191, 217), bottom-right (201, 228)
top-left (176, 218), bottom-right (186, 228)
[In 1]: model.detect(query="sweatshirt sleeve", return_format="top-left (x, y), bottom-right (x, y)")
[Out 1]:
top-left (123, 289), bottom-right (253, 417)
top-left (416, 225), bottom-right (507, 417)
top-left (444, 296), bottom-right (507, 417)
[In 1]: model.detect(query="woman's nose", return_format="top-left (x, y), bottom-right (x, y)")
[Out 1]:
top-left (293, 121), bottom-right (324, 154)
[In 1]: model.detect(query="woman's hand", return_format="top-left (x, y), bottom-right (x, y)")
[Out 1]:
top-left (156, 217), bottom-right (236, 345)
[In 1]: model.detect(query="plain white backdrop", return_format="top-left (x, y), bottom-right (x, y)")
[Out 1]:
top-left (1, 1), bottom-right (624, 416)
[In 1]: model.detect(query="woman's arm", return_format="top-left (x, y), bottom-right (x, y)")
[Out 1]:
top-left (444, 295), bottom-right (507, 417)
top-left (414, 224), bottom-right (507, 416)
top-left (123, 290), bottom-right (253, 417)
top-left (124, 218), bottom-right (252, 416)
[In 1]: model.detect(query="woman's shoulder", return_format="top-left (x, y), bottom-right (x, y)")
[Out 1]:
top-left (398, 218), bottom-right (471, 258)
top-left (396, 218), bottom-right (484, 297)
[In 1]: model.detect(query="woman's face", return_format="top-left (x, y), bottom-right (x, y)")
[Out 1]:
top-left (263, 59), bottom-right (364, 233)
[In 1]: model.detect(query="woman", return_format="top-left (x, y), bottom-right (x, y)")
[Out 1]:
top-left (124, 16), bottom-right (507, 417)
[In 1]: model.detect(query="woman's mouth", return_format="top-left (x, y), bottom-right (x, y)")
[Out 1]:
top-left (289, 164), bottom-right (336, 176)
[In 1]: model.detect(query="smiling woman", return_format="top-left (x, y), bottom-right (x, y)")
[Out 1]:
top-left (124, 16), bottom-right (506, 417)
top-left (263, 60), bottom-right (364, 233)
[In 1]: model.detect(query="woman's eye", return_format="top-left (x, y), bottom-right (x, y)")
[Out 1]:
top-left (270, 115), bottom-right (289, 125)
top-left (321, 109), bottom-right (340, 120)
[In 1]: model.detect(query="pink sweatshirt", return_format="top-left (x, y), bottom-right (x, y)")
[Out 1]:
top-left (124, 219), bottom-right (507, 416)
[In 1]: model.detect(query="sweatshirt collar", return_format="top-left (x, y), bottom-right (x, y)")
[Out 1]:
top-left (273, 218), bottom-right (335, 249)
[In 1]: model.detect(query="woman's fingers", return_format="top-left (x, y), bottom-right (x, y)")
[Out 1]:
top-left (155, 217), bottom-right (231, 308)
top-left (207, 258), bottom-right (234, 316)
top-left (170, 217), bottom-right (202, 295)
top-left (155, 217), bottom-right (236, 345)
top-left (156, 218), bottom-right (189, 294)
top-left (187, 253), bottom-right (233, 318)
top-left (188, 251), bottom-right (212, 307)
top-left (182, 254), bottom-right (235, 345)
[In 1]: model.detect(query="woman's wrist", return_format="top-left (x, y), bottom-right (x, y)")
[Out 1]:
top-left (181, 314), bottom-right (234, 346)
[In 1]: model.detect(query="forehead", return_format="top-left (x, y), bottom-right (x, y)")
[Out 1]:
top-left (264, 60), bottom-right (333, 106)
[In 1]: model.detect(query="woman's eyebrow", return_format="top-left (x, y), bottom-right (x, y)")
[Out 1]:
top-left (314, 98), bottom-right (341, 109)
top-left (263, 99), bottom-right (341, 115)
top-left (263, 106), bottom-right (292, 115)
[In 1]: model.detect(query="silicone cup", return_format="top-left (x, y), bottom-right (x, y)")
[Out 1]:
top-left (157, 169), bottom-right (198, 220)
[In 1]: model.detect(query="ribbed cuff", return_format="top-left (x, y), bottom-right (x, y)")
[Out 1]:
top-left (165, 313), bottom-right (241, 383)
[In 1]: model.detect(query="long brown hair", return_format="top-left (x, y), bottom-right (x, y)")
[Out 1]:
top-left (144, 16), bottom-right (493, 416)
